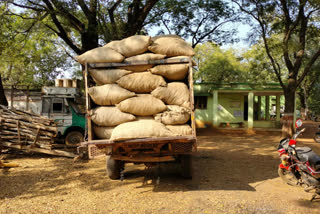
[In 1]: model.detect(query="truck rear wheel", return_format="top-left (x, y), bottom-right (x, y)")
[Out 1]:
top-left (106, 156), bottom-right (121, 180)
top-left (180, 154), bottom-right (192, 179)
top-left (65, 131), bottom-right (84, 145)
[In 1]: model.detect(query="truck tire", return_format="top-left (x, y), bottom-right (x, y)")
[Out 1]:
top-left (65, 131), bottom-right (84, 145)
top-left (106, 156), bottom-right (121, 180)
top-left (180, 154), bottom-right (192, 179)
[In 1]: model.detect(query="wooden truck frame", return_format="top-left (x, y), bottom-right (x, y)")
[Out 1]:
top-left (80, 57), bottom-right (197, 179)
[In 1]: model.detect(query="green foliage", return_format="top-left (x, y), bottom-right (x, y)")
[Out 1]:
top-left (194, 42), bottom-right (246, 83)
top-left (152, 0), bottom-right (237, 47)
top-left (242, 36), bottom-right (282, 84)
top-left (0, 6), bottom-right (70, 88)
top-left (309, 83), bottom-right (320, 115)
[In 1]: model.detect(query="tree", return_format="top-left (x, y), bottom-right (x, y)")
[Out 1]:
top-left (194, 42), bottom-right (246, 82)
top-left (5, 0), bottom-right (160, 55)
top-left (2, 0), bottom-right (239, 105)
top-left (308, 82), bottom-right (320, 116)
top-left (232, 0), bottom-right (320, 136)
top-left (0, 5), bottom-right (70, 89)
top-left (152, 0), bottom-right (238, 47)
top-left (297, 59), bottom-right (320, 119)
top-left (242, 37), bottom-right (281, 84)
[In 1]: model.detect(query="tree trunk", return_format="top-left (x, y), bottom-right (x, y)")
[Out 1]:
top-left (282, 85), bottom-right (296, 138)
top-left (302, 84), bottom-right (309, 120)
top-left (0, 74), bottom-right (8, 106)
top-left (81, 13), bottom-right (99, 53)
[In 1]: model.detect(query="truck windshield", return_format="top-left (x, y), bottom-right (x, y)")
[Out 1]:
top-left (52, 98), bottom-right (64, 113)
top-left (67, 99), bottom-right (85, 114)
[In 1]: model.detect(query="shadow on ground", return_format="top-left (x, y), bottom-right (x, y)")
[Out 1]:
top-left (3, 130), bottom-right (320, 199)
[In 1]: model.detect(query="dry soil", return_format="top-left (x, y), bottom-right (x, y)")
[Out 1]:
top-left (1, 127), bottom-right (320, 213)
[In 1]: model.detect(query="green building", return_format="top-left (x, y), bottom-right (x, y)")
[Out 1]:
top-left (194, 83), bottom-right (290, 130)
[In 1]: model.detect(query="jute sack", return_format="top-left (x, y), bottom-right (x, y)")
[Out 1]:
top-left (89, 69), bottom-right (132, 85)
top-left (88, 84), bottom-right (135, 105)
top-left (148, 63), bottom-right (189, 80)
top-left (135, 116), bottom-right (154, 121)
top-left (148, 36), bottom-right (195, 57)
top-left (91, 106), bottom-right (135, 126)
top-left (151, 82), bottom-right (190, 108)
top-left (154, 105), bottom-right (190, 125)
top-left (110, 120), bottom-right (176, 141)
top-left (104, 35), bottom-right (152, 57)
top-left (120, 53), bottom-right (166, 72)
top-left (151, 34), bottom-right (183, 41)
top-left (76, 47), bottom-right (124, 64)
top-left (93, 126), bottom-right (114, 139)
top-left (166, 125), bottom-right (192, 136)
top-left (117, 72), bottom-right (166, 93)
top-left (117, 94), bottom-right (167, 116)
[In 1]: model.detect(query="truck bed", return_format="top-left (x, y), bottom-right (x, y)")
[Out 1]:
top-left (82, 57), bottom-right (197, 159)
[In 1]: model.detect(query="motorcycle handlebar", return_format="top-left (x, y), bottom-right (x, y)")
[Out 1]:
top-left (293, 128), bottom-right (306, 140)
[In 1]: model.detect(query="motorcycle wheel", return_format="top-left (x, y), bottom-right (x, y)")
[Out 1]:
top-left (278, 167), bottom-right (299, 186)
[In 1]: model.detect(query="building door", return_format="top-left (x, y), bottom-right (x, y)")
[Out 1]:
top-left (244, 96), bottom-right (248, 121)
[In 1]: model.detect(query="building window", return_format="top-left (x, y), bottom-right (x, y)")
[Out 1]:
top-left (195, 96), bottom-right (207, 109)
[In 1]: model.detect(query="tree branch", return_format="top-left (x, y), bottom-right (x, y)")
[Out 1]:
top-left (108, 0), bottom-right (122, 39)
top-left (292, 2), bottom-right (308, 76)
top-left (191, 15), bottom-right (208, 47)
top-left (160, 17), bottom-right (171, 34)
top-left (42, 0), bottom-right (81, 54)
top-left (50, 0), bottom-right (85, 32)
top-left (11, 2), bottom-right (45, 12)
top-left (193, 19), bottom-right (233, 48)
top-left (297, 47), bottom-right (320, 86)
top-left (76, 0), bottom-right (91, 18)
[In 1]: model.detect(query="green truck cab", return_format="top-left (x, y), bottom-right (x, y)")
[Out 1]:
top-left (41, 86), bottom-right (86, 145)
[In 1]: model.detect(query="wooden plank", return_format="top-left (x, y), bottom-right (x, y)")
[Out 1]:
top-left (83, 136), bottom-right (196, 146)
top-left (84, 63), bottom-right (92, 141)
top-left (188, 58), bottom-right (197, 139)
top-left (111, 155), bottom-right (175, 163)
top-left (88, 58), bottom-right (189, 68)
top-left (16, 120), bottom-right (21, 144)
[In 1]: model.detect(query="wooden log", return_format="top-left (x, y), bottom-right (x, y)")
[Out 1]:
top-left (0, 141), bottom-right (76, 158)
top-left (0, 126), bottom-right (54, 139)
top-left (0, 117), bottom-right (57, 133)
top-left (0, 160), bottom-right (19, 168)
top-left (17, 120), bottom-right (21, 143)
top-left (5, 140), bottom-right (52, 149)
top-left (32, 128), bottom-right (41, 145)
top-left (1, 123), bottom-right (55, 137)
top-left (0, 105), bottom-right (53, 122)
top-left (0, 114), bottom-right (50, 125)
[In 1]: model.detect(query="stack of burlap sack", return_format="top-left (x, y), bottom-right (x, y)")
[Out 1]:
top-left (76, 35), bottom-right (195, 141)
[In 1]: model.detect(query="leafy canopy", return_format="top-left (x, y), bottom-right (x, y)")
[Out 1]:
top-left (194, 42), bottom-right (246, 83)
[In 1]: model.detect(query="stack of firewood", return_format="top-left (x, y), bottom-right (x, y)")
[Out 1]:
top-left (0, 105), bottom-right (57, 150)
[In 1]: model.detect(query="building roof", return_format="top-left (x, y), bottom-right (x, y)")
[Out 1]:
top-left (194, 82), bottom-right (284, 96)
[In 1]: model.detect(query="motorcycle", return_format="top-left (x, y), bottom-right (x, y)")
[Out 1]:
top-left (277, 128), bottom-right (320, 201)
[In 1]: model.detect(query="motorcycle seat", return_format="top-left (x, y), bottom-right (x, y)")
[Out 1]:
top-left (296, 147), bottom-right (320, 171)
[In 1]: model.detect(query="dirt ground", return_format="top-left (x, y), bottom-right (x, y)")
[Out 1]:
top-left (1, 127), bottom-right (320, 213)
